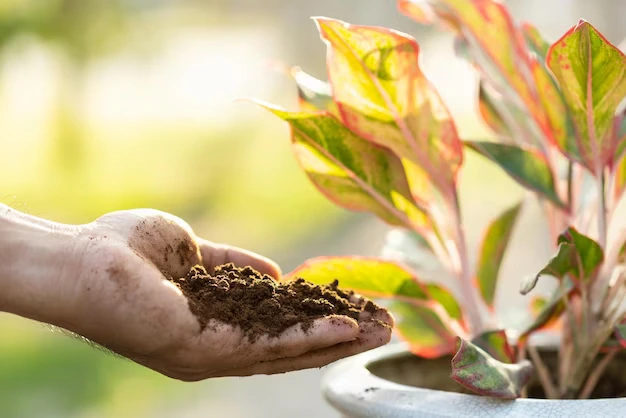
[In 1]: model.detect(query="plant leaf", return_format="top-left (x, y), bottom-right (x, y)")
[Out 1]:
top-left (519, 278), bottom-right (574, 343)
top-left (259, 104), bottom-right (430, 230)
top-left (476, 203), bottom-right (522, 309)
top-left (478, 81), bottom-right (512, 138)
top-left (287, 256), bottom-right (430, 299)
top-left (290, 67), bottom-right (336, 113)
top-left (520, 242), bottom-right (575, 295)
top-left (392, 300), bottom-right (459, 358)
top-left (315, 17), bottom-right (463, 199)
top-left (289, 256), bottom-right (466, 358)
top-left (612, 108), bottom-right (626, 198)
top-left (475, 202), bottom-right (522, 308)
top-left (522, 23), bottom-right (550, 59)
top-left (399, 0), bottom-right (555, 150)
top-left (425, 283), bottom-right (463, 322)
top-left (547, 20), bottom-right (626, 174)
top-left (521, 227), bottom-right (603, 294)
top-left (451, 338), bottom-right (533, 399)
top-left (523, 23), bottom-right (578, 160)
top-left (471, 330), bottom-right (516, 363)
top-left (466, 141), bottom-right (565, 207)
top-left (558, 227), bottom-right (604, 279)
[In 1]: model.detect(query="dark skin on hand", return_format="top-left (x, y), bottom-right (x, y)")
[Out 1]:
top-left (0, 206), bottom-right (393, 381)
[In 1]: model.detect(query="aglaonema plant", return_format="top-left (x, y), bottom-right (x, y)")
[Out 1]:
top-left (253, 0), bottom-right (626, 400)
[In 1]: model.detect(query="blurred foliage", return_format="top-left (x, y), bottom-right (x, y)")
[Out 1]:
top-left (0, 2), bottom-right (346, 417)
top-left (0, 0), bottom-right (131, 61)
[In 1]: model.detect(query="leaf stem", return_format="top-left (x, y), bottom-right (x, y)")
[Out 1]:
top-left (567, 162), bottom-right (574, 214)
top-left (451, 188), bottom-right (483, 335)
top-left (598, 172), bottom-right (607, 249)
top-left (528, 345), bottom-right (559, 399)
top-left (579, 349), bottom-right (618, 399)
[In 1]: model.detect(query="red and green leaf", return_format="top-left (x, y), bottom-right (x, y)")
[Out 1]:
top-left (475, 202), bottom-right (522, 309)
top-left (518, 278), bottom-right (575, 344)
top-left (451, 337), bottom-right (533, 399)
top-left (478, 81), bottom-right (512, 138)
top-left (521, 23), bottom-right (550, 59)
top-left (288, 256), bottom-right (465, 358)
top-left (612, 109), bottom-right (626, 199)
top-left (399, 0), bottom-right (554, 150)
top-left (471, 330), bottom-right (516, 363)
top-left (259, 105), bottom-right (430, 231)
top-left (392, 300), bottom-right (460, 358)
top-left (522, 23), bottom-right (577, 157)
top-left (466, 141), bottom-right (565, 207)
top-left (547, 20), bottom-right (626, 174)
top-left (290, 67), bottom-right (337, 114)
top-left (287, 256), bottom-right (430, 300)
top-left (315, 17), bottom-right (462, 200)
top-left (425, 282), bottom-right (463, 322)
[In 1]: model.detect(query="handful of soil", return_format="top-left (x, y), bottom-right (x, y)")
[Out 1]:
top-left (169, 263), bottom-right (378, 342)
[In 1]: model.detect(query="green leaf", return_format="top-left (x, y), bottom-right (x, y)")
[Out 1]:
top-left (287, 256), bottom-right (430, 300)
top-left (547, 20), bottom-right (626, 174)
top-left (471, 330), bottom-right (516, 363)
top-left (451, 338), bottom-right (533, 399)
top-left (476, 202), bottom-right (522, 308)
top-left (466, 141), bottom-right (565, 207)
top-left (522, 22), bottom-right (550, 59)
top-left (522, 22), bottom-right (578, 158)
top-left (478, 81), bottom-right (512, 138)
top-left (392, 300), bottom-right (459, 358)
top-left (315, 17), bottom-right (463, 199)
top-left (519, 278), bottom-right (574, 342)
top-left (290, 67), bottom-right (336, 113)
top-left (520, 242), bottom-right (575, 294)
top-left (289, 256), bottom-right (465, 358)
top-left (558, 227), bottom-right (604, 279)
top-left (259, 104), bottom-right (430, 230)
top-left (425, 283), bottom-right (463, 322)
top-left (521, 227), bottom-right (603, 294)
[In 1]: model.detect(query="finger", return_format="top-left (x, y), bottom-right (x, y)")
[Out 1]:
top-left (197, 239), bottom-right (282, 280)
top-left (215, 320), bottom-right (392, 377)
top-left (347, 292), bottom-right (395, 328)
top-left (259, 315), bottom-right (359, 360)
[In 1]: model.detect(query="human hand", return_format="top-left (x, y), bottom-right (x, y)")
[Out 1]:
top-left (36, 209), bottom-right (393, 381)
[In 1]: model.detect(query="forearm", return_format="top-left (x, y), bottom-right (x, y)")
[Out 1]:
top-left (0, 204), bottom-right (81, 327)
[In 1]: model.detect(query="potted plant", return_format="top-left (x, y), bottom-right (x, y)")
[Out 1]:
top-left (253, 0), bottom-right (626, 415)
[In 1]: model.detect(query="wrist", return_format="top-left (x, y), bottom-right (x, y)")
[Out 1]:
top-left (0, 204), bottom-right (82, 327)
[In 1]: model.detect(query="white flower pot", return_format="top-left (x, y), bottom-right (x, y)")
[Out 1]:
top-left (321, 343), bottom-right (626, 417)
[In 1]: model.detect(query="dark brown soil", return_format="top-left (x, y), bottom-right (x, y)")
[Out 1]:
top-left (368, 351), bottom-right (626, 399)
top-left (170, 263), bottom-right (378, 342)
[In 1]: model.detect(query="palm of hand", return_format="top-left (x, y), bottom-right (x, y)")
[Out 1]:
top-left (63, 209), bottom-right (392, 380)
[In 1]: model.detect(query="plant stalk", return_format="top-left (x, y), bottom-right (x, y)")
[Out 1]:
top-left (527, 345), bottom-right (558, 399)
top-left (451, 188), bottom-right (483, 335)
top-left (566, 325), bottom-right (615, 396)
top-left (579, 349), bottom-right (618, 399)
top-left (566, 162), bottom-right (574, 215)
top-left (598, 172), bottom-right (607, 249)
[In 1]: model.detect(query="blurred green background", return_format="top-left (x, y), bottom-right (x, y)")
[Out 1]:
top-left (0, 1), bottom-right (623, 417)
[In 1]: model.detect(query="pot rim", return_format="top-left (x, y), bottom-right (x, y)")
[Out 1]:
top-left (321, 342), bottom-right (626, 418)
